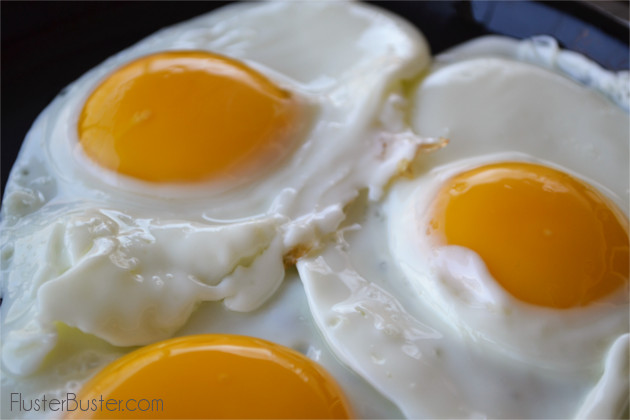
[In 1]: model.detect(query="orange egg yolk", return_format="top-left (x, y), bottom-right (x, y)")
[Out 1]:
top-left (428, 162), bottom-right (629, 308)
top-left (65, 335), bottom-right (353, 419)
top-left (78, 51), bottom-right (300, 183)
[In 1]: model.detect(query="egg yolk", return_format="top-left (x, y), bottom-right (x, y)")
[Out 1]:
top-left (78, 51), bottom-right (300, 183)
top-left (428, 162), bottom-right (629, 308)
top-left (65, 335), bottom-right (353, 419)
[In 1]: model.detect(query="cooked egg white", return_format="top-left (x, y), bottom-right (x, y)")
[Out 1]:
top-left (298, 37), bottom-right (629, 419)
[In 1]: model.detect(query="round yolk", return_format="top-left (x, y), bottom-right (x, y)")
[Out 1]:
top-left (78, 51), bottom-right (300, 183)
top-left (65, 335), bottom-right (353, 419)
top-left (428, 162), bottom-right (629, 308)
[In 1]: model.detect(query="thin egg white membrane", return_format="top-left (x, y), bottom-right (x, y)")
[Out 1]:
top-left (1, 0), bottom-right (434, 380)
top-left (298, 36), bottom-right (629, 419)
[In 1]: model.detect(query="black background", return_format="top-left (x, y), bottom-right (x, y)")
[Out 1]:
top-left (2, 1), bottom-right (628, 196)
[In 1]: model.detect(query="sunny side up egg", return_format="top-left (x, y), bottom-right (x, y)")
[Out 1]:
top-left (0, 2), bottom-right (434, 419)
top-left (298, 36), bottom-right (629, 418)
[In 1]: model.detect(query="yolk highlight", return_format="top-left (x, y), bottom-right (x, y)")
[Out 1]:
top-left (78, 51), bottom-right (300, 183)
top-left (428, 162), bottom-right (629, 308)
top-left (65, 335), bottom-right (353, 419)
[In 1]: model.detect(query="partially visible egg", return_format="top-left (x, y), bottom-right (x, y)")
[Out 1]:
top-left (298, 36), bottom-right (629, 418)
top-left (1, 1), bottom-right (433, 381)
top-left (1, 272), bottom-right (403, 419)
top-left (64, 333), bottom-right (353, 419)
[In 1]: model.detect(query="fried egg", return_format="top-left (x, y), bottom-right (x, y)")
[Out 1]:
top-left (298, 36), bottom-right (629, 418)
top-left (1, 0), bottom-right (433, 382)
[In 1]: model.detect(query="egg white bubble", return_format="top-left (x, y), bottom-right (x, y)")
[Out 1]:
top-left (298, 37), bottom-right (629, 418)
top-left (1, 0), bottom-right (434, 379)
